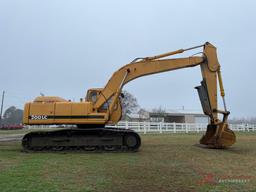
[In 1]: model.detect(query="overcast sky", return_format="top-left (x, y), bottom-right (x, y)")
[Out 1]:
top-left (0, 0), bottom-right (256, 118)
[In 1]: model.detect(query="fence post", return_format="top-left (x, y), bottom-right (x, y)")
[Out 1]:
top-left (143, 122), bottom-right (147, 134)
top-left (159, 122), bottom-right (162, 134)
top-left (173, 122), bottom-right (176, 133)
top-left (148, 121), bottom-right (151, 133)
top-left (185, 123), bottom-right (188, 133)
top-left (230, 124), bottom-right (233, 131)
top-left (196, 124), bottom-right (199, 133)
top-left (125, 121), bottom-right (128, 129)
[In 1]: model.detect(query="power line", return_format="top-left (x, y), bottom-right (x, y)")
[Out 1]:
top-left (0, 91), bottom-right (5, 126)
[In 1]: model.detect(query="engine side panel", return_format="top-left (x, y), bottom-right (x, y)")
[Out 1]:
top-left (24, 101), bottom-right (107, 125)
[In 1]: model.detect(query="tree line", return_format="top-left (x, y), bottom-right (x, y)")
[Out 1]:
top-left (0, 106), bottom-right (23, 125)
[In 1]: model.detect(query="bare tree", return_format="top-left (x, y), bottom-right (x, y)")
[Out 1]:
top-left (229, 117), bottom-right (256, 124)
top-left (120, 90), bottom-right (139, 118)
top-left (152, 106), bottom-right (167, 114)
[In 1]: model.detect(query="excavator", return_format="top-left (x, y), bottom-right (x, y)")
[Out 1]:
top-left (22, 42), bottom-right (236, 151)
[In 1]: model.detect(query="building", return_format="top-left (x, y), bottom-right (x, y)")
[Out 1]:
top-left (124, 109), bottom-right (209, 124)
top-left (150, 109), bottom-right (209, 123)
top-left (124, 109), bottom-right (150, 122)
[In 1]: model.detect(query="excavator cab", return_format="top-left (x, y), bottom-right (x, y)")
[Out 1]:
top-left (86, 89), bottom-right (122, 121)
top-left (86, 89), bottom-right (102, 103)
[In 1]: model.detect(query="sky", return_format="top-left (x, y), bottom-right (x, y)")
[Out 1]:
top-left (0, 0), bottom-right (256, 118)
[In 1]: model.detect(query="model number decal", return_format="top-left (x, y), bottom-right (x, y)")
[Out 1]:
top-left (31, 115), bottom-right (48, 120)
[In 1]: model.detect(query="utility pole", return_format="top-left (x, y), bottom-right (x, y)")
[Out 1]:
top-left (0, 91), bottom-right (5, 126)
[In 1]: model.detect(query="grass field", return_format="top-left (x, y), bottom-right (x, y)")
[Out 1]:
top-left (0, 131), bottom-right (256, 192)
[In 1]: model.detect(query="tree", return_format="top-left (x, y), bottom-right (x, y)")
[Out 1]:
top-left (152, 106), bottom-right (167, 114)
top-left (2, 106), bottom-right (23, 125)
top-left (120, 90), bottom-right (139, 118)
top-left (229, 117), bottom-right (256, 124)
top-left (150, 106), bottom-right (167, 122)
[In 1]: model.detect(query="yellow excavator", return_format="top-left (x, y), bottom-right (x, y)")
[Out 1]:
top-left (22, 42), bottom-right (236, 151)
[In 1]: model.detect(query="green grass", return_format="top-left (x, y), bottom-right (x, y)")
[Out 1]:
top-left (0, 133), bottom-right (256, 192)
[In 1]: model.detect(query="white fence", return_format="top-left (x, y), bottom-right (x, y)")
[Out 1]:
top-left (27, 121), bottom-right (256, 134)
top-left (107, 121), bottom-right (256, 134)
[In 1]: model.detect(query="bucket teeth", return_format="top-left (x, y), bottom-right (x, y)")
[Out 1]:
top-left (200, 123), bottom-right (236, 148)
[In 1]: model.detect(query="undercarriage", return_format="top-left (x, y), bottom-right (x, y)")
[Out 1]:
top-left (22, 127), bottom-right (141, 152)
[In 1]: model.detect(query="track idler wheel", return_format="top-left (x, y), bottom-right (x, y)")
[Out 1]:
top-left (200, 123), bottom-right (236, 148)
top-left (124, 133), bottom-right (141, 151)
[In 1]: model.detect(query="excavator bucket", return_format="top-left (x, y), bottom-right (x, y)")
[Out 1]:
top-left (200, 123), bottom-right (236, 148)
top-left (196, 81), bottom-right (236, 148)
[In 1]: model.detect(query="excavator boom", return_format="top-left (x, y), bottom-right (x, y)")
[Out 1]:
top-left (22, 42), bottom-right (236, 151)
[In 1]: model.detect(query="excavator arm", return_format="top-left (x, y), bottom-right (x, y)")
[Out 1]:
top-left (94, 57), bottom-right (203, 110)
top-left (94, 42), bottom-right (235, 148)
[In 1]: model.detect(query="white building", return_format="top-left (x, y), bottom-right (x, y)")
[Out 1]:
top-left (150, 109), bottom-right (209, 123)
top-left (125, 109), bottom-right (209, 123)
